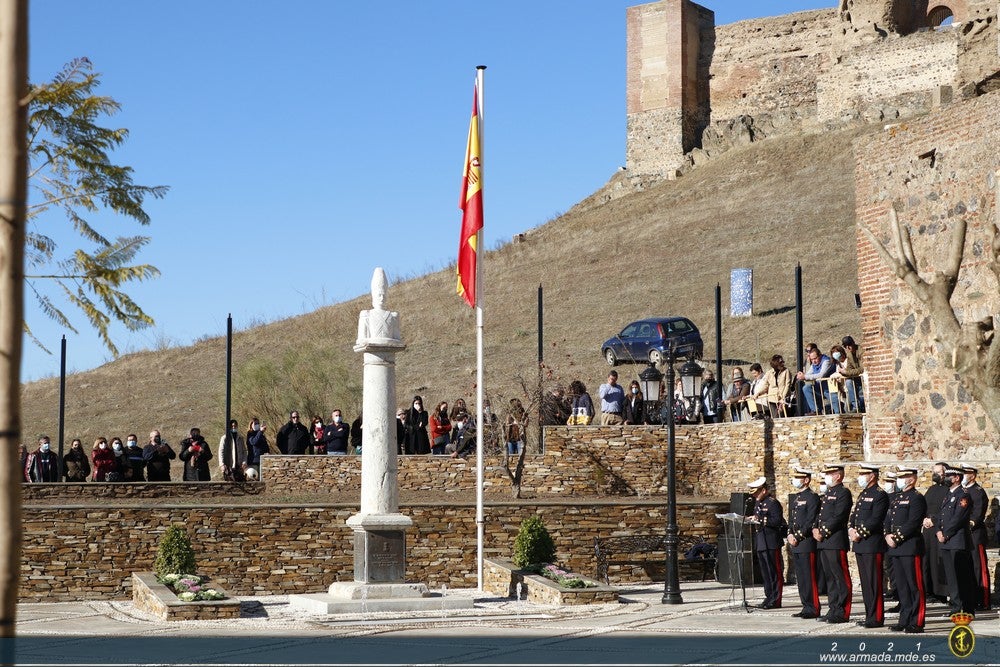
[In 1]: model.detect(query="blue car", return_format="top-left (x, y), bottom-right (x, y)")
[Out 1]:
top-left (601, 317), bottom-right (704, 366)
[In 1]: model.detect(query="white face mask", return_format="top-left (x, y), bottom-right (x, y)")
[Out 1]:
top-left (791, 478), bottom-right (803, 489)
top-left (631, 388), bottom-right (639, 394)
top-left (895, 479), bottom-right (907, 491)
top-left (113, 444), bottom-right (122, 451)
top-left (857, 475), bottom-right (869, 488)
top-left (414, 403), bottom-right (421, 410)
top-left (99, 443), bottom-right (107, 450)
top-left (819, 483), bottom-right (828, 494)
top-left (833, 352), bottom-right (843, 360)
top-left (962, 475), bottom-right (974, 487)
top-left (883, 482), bottom-right (896, 493)
top-left (40, 443), bottom-right (50, 452)
top-left (333, 416), bottom-right (342, 423)
top-left (252, 424), bottom-right (260, 431)
top-left (127, 440), bottom-right (137, 446)
top-left (824, 475), bottom-right (835, 488)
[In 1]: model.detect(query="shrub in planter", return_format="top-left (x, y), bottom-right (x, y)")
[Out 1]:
top-left (512, 515), bottom-right (556, 568)
top-left (154, 524), bottom-right (197, 580)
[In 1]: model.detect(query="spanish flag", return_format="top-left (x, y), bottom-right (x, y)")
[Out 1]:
top-left (457, 82), bottom-right (483, 308)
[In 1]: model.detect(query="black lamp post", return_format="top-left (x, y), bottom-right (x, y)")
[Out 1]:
top-left (662, 353), bottom-right (703, 605)
top-left (638, 362), bottom-right (663, 424)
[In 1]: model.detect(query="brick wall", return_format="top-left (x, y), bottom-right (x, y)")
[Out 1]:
top-left (853, 90), bottom-right (1000, 458)
top-left (20, 499), bottom-right (726, 601)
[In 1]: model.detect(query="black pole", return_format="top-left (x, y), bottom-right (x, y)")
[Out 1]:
top-left (794, 264), bottom-right (804, 416)
top-left (537, 284), bottom-right (543, 452)
top-left (662, 348), bottom-right (682, 604)
top-left (58, 335), bottom-right (66, 480)
top-left (225, 314), bottom-right (232, 435)
top-left (714, 283), bottom-right (723, 399)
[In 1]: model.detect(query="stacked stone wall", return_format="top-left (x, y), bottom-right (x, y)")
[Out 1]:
top-left (854, 90), bottom-right (1000, 458)
top-left (817, 30), bottom-right (959, 122)
top-left (20, 499), bottom-right (725, 601)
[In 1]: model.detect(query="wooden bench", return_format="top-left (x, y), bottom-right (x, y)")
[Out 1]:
top-left (593, 534), bottom-right (716, 585)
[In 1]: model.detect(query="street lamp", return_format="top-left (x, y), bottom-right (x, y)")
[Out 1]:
top-left (662, 353), bottom-right (704, 605)
top-left (638, 362), bottom-right (663, 424)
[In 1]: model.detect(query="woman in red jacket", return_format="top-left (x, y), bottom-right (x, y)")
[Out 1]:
top-left (429, 401), bottom-right (452, 455)
top-left (91, 437), bottom-right (116, 481)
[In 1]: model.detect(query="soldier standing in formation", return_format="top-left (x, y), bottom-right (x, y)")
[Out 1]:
top-left (849, 464), bottom-right (889, 628)
top-left (921, 462), bottom-right (950, 604)
top-left (787, 467), bottom-right (820, 619)
top-left (884, 466), bottom-right (927, 633)
top-left (813, 464), bottom-right (853, 623)
top-left (960, 464), bottom-right (991, 611)
top-left (747, 477), bottom-right (785, 609)
top-left (937, 465), bottom-right (978, 617)
top-left (880, 470), bottom-right (899, 610)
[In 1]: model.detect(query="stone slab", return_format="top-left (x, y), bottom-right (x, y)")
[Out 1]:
top-left (287, 592), bottom-right (474, 615)
top-left (326, 581), bottom-right (429, 599)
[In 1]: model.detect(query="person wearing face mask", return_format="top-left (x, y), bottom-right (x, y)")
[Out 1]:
top-left (91, 437), bottom-right (116, 482)
top-left (430, 401), bottom-right (453, 455)
top-left (812, 464), bottom-right (853, 623)
top-left (26, 435), bottom-right (59, 483)
top-left (884, 466), bottom-right (927, 633)
top-left (723, 368), bottom-right (751, 422)
top-left (246, 417), bottom-right (270, 469)
top-left (142, 430), bottom-right (176, 482)
top-left (745, 477), bottom-right (786, 609)
top-left (921, 461), bottom-right (950, 604)
top-left (839, 335), bottom-right (865, 412)
top-left (311, 416), bottom-right (326, 456)
top-left (787, 467), bottom-right (820, 619)
top-left (751, 355), bottom-right (792, 419)
top-left (937, 466), bottom-right (977, 617)
top-left (123, 434), bottom-right (146, 482)
top-left (62, 438), bottom-right (91, 482)
top-left (959, 464), bottom-right (990, 611)
top-left (277, 411), bottom-right (311, 455)
top-left (322, 409), bottom-right (351, 455)
top-left (179, 427), bottom-right (213, 481)
top-left (403, 396), bottom-right (430, 455)
top-left (623, 381), bottom-right (646, 425)
top-left (219, 419), bottom-right (247, 482)
top-left (699, 370), bottom-right (721, 424)
top-left (879, 470), bottom-right (900, 609)
top-left (848, 464), bottom-right (889, 628)
top-left (107, 438), bottom-right (127, 481)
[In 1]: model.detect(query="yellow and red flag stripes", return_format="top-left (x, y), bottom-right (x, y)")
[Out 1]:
top-left (457, 82), bottom-right (483, 308)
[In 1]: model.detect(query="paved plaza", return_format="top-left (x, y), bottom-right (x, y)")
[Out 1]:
top-left (11, 581), bottom-right (999, 665)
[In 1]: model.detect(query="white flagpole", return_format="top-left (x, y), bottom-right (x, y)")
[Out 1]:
top-left (474, 64), bottom-right (486, 592)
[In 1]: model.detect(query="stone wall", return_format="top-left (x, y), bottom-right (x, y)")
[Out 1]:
top-left (21, 481), bottom-right (265, 501)
top-left (257, 416), bottom-right (864, 501)
top-left (853, 90), bottom-right (1000, 459)
top-left (20, 499), bottom-right (726, 601)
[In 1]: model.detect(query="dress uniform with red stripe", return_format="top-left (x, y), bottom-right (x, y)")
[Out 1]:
top-left (748, 477), bottom-right (785, 609)
top-left (813, 464), bottom-right (853, 624)
top-left (788, 467), bottom-right (821, 619)
top-left (937, 467), bottom-right (977, 616)
top-left (960, 465), bottom-right (991, 611)
top-left (849, 464), bottom-right (889, 628)
top-left (884, 467), bottom-right (927, 634)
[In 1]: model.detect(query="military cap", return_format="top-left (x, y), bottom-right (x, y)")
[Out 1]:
top-left (857, 463), bottom-right (880, 474)
top-left (883, 470), bottom-right (897, 481)
top-left (822, 463), bottom-right (845, 474)
top-left (959, 464), bottom-right (978, 474)
top-left (896, 465), bottom-right (918, 476)
top-left (944, 466), bottom-right (964, 476)
top-left (791, 466), bottom-right (815, 477)
top-left (747, 476), bottom-right (767, 490)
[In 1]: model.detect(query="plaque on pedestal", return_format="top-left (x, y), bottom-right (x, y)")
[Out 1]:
top-left (354, 529), bottom-right (406, 583)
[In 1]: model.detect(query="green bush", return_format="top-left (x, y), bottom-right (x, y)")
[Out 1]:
top-left (512, 515), bottom-right (556, 568)
top-left (154, 524), bottom-right (197, 579)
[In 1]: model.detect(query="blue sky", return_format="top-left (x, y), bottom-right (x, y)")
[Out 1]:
top-left (24, 0), bottom-right (832, 381)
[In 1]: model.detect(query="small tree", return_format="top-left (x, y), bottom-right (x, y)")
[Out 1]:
top-left (512, 515), bottom-right (556, 568)
top-left (154, 525), bottom-right (196, 579)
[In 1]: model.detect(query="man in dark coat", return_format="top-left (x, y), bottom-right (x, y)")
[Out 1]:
top-left (747, 477), bottom-right (785, 609)
top-left (787, 467), bottom-right (821, 619)
top-left (813, 463), bottom-right (853, 624)
top-left (179, 427), bottom-right (213, 481)
top-left (849, 464), bottom-right (889, 628)
top-left (885, 466), bottom-right (927, 634)
top-left (921, 461), bottom-right (950, 603)
top-left (142, 430), bottom-right (176, 482)
top-left (122, 434), bottom-right (145, 482)
top-left (937, 466), bottom-right (977, 616)
top-left (26, 435), bottom-right (59, 483)
top-left (960, 464), bottom-right (991, 610)
top-left (322, 410), bottom-right (351, 455)
top-left (277, 410), bottom-right (310, 455)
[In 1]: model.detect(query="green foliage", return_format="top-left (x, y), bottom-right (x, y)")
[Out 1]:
top-left (25, 57), bottom-right (168, 355)
top-left (154, 525), bottom-right (196, 579)
top-left (512, 515), bottom-right (556, 568)
top-left (233, 340), bottom-right (362, 427)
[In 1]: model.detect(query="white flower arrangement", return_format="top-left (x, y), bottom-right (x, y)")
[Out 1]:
top-left (158, 573), bottom-right (226, 602)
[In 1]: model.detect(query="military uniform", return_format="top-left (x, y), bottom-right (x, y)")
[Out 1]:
top-left (749, 478), bottom-right (785, 608)
top-left (814, 466), bottom-right (853, 623)
top-left (921, 475), bottom-right (950, 601)
top-left (938, 473), bottom-right (977, 616)
top-left (961, 466), bottom-right (991, 611)
top-left (849, 468), bottom-right (889, 627)
top-left (884, 471), bottom-right (927, 633)
top-left (788, 471), bottom-right (820, 618)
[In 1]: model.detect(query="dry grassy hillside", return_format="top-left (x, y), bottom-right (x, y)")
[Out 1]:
top-left (21, 126), bottom-right (868, 449)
